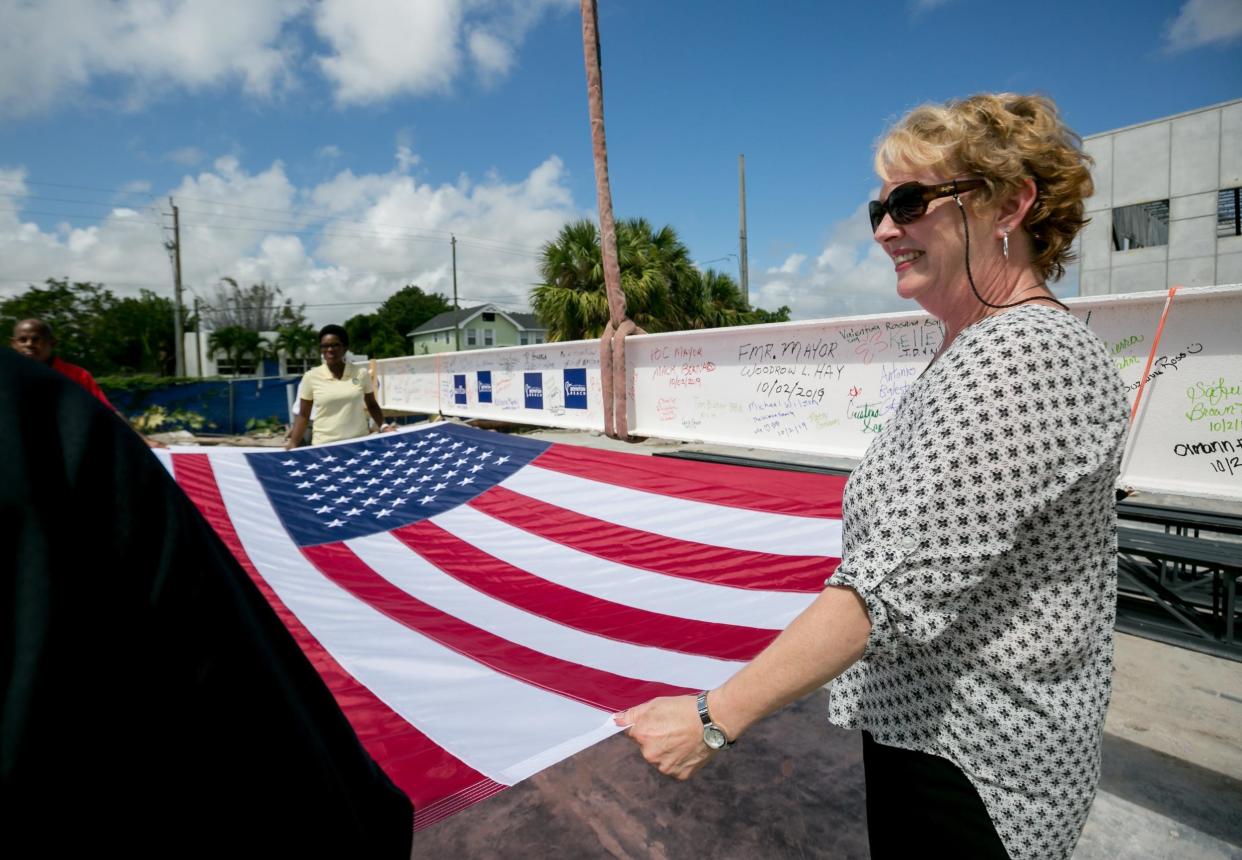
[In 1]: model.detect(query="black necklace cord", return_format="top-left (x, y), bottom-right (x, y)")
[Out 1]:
top-left (952, 187), bottom-right (1070, 312)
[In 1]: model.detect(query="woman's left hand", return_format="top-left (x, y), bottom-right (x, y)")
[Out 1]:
top-left (614, 695), bottom-right (715, 780)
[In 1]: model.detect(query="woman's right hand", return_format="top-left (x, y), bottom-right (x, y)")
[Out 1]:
top-left (614, 695), bottom-right (716, 781)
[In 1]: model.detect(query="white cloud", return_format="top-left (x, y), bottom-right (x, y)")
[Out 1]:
top-left (1163, 0), bottom-right (1242, 52)
top-left (468, 29), bottom-right (515, 80)
top-left (396, 145), bottom-right (422, 173)
top-left (0, 151), bottom-right (584, 325)
top-left (317, 144), bottom-right (343, 159)
top-left (314, 0), bottom-right (463, 103)
top-left (0, 167), bottom-right (29, 201)
top-left (313, 0), bottom-right (573, 105)
top-left (766, 253), bottom-right (806, 275)
top-left (0, 0), bottom-right (574, 117)
top-left (751, 198), bottom-right (907, 320)
top-left (0, 0), bottom-right (306, 117)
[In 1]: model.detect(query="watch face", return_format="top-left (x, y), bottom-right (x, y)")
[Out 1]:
top-left (703, 725), bottom-right (727, 750)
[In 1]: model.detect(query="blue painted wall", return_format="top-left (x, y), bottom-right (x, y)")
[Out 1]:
top-left (104, 377), bottom-right (299, 434)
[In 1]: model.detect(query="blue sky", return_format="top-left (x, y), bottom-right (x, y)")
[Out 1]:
top-left (2, 0), bottom-right (1240, 325)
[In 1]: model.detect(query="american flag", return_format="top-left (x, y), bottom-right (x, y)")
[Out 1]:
top-left (156, 423), bottom-right (845, 829)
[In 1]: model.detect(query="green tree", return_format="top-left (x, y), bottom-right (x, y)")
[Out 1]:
top-left (749, 303), bottom-right (792, 324)
top-left (342, 312), bottom-right (378, 357)
top-left (270, 322), bottom-right (319, 369)
top-left (104, 290), bottom-right (181, 375)
top-left (208, 326), bottom-right (267, 377)
top-left (2, 278), bottom-right (187, 374)
top-left (202, 278), bottom-right (300, 331)
top-left (693, 268), bottom-right (790, 327)
top-left (531, 219), bottom-right (786, 340)
top-left (533, 218), bottom-right (689, 340)
top-left (343, 285), bottom-right (452, 358)
top-left (375, 285), bottom-right (453, 342)
top-left (267, 298), bottom-right (317, 372)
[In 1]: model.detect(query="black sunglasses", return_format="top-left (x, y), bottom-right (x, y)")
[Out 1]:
top-left (868, 178), bottom-right (986, 233)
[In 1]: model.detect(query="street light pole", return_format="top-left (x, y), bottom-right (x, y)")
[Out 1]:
top-left (451, 234), bottom-right (461, 351)
top-left (169, 197), bottom-right (186, 376)
top-left (738, 154), bottom-right (749, 306)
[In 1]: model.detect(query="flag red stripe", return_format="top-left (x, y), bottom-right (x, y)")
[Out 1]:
top-left (392, 520), bottom-right (779, 661)
top-left (171, 453), bottom-right (499, 824)
top-left (469, 485), bottom-right (836, 593)
top-left (413, 780), bottom-right (509, 831)
top-left (300, 542), bottom-right (693, 711)
top-left (533, 444), bottom-right (847, 518)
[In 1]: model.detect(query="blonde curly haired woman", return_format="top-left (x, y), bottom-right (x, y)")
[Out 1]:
top-left (616, 94), bottom-right (1128, 860)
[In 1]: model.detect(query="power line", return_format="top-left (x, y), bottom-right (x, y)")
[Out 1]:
top-left (0, 176), bottom-right (158, 198)
top-left (0, 207), bottom-right (163, 228)
top-left (0, 276), bottom-right (171, 288)
top-left (0, 191), bottom-right (156, 211)
top-left (178, 220), bottom-right (455, 246)
top-left (175, 207), bottom-right (457, 241)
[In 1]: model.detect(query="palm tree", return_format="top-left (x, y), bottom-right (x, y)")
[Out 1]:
top-left (271, 322), bottom-right (319, 373)
top-left (208, 325), bottom-right (267, 377)
top-left (532, 218), bottom-right (703, 340)
top-left (696, 268), bottom-right (752, 328)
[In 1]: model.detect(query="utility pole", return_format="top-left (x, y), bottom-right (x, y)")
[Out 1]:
top-left (451, 234), bottom-right (461, 351)
top-left (193, 297), bottom-right (204, 378)
top-left (738, 154), bottom-right (749, 307)
top-left (168, 197), bottom-right (186, 376)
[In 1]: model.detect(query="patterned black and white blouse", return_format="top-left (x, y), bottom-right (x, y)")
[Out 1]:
top-left (827, 306), bottom-right (1129, 860)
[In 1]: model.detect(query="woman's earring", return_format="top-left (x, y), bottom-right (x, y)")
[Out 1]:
top-left (1002, 229), bottom-right (1010, 260)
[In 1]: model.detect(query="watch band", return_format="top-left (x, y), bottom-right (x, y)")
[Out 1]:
top-left (696, 690), bottom-right (733, 749)
top-left (696, 690), bottom-right (712, 726)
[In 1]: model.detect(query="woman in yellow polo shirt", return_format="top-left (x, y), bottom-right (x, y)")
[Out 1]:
top-left (284, 324), bottom-right (389, 450)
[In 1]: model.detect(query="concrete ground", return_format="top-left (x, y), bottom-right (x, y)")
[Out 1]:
top-left (411, 427), bottom-right (1242, 858)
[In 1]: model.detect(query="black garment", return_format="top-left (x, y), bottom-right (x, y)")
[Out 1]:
top-left (0, 350), bottom-right (412, 857)
top-left (863, 731), bottom-right (1010, 859)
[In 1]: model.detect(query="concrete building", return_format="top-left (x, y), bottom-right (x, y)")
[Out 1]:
top-left (1078, 98), bottom-right (1242, 295)
top-left (182, 329), bottom-right (357, 378)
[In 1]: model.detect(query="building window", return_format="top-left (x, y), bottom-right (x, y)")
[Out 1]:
top-left (1220, 187), bottom-right (1242, 238)
top-left (216, 358), bottom-right (256, 376)
top-left (520, 333), bottom-right (529, 345)
top-left (285, 357), bottom-right (315, 375)
top-left (466, 329), bottom-right (477, 347)
top-left (1112, 200), bottom-right (1169, 250)
top-left (532, 333), bottom-right (544, 344)
top-left (482, 312), bottom-right (496, 322)
top-left (483, 328), bottom-right (494, 346)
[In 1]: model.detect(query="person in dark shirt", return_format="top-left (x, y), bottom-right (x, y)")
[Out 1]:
top-left (10, 317), bottom-right (165, 447)
top-left (0, 348), bottom-right (413, 857)
top-left (11, 318), bottom-right (115, 407)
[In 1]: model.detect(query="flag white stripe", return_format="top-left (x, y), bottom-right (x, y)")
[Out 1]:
top-left (347, 530), bottom-right (743, 689)
top-left (503, 464), bottom-right (842, 557)
top-left (432, 504), bottom-right (818, 628)
top-left (208, 451), bottom-right (621, 785)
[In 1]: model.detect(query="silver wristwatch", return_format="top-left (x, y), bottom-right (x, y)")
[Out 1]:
top-left (696, 690), bottom-right (733, 750)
